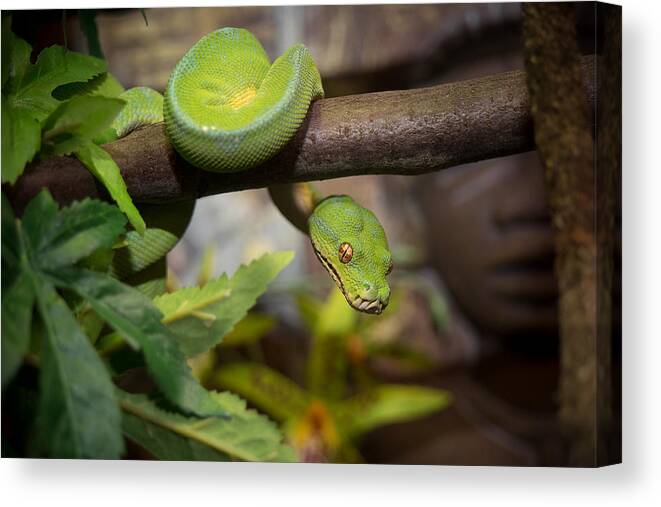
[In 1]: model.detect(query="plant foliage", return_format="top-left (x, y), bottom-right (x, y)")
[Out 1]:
top-left (119, 390), bottom-right (296, 462)
top-left (211, 288), bottom-right (452, 462)
top-left (154, 252), bottom-right (294, 357)
top-left (2, 190), bottom-right (295, 460)
top-left (1, 18), bottom-right (144, 233)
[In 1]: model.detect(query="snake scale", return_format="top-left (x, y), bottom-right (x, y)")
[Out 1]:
top-left (109, 28), bottom-right (392, 314)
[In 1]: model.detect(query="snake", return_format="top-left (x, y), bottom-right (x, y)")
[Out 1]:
top-left (107, 28), bottom-right (392, 314)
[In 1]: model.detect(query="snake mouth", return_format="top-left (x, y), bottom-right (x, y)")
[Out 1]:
top-left (350, 295), bottom-right (385, 315)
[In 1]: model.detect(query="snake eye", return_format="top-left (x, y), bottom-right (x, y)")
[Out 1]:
top-left (338, 242), bottom-right (353, 263)
top-left (386, 260), bottom-right (394, 275)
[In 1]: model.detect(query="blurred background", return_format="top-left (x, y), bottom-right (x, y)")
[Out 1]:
top-left (9, 3), bottom-right (621, 465)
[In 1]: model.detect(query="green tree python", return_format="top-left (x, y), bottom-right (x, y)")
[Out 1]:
top-left (108, 28), bottom-right (392, 314)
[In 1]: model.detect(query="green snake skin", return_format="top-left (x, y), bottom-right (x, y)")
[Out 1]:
top-left (113, 27), bottom-right (392, 314)
top-left (164, 28), bottom-right (323, 172)
top-left (113, 87), bottom-right (164, 138)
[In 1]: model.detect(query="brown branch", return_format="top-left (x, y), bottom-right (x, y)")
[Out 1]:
top-left (7, 58), bottom-right (595, 212)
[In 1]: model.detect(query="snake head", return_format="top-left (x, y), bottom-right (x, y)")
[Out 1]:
top-left (308, 195), bottom-right (393, 314)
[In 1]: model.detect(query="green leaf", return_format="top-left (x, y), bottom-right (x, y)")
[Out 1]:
top-left (33, 280), bottom-right (124, 458)
top-left (1, 190), bottom-right (127, 392)
top-left (26, 197), bottom-right (127, 270)
top-left (43, 267), bottom-right (228, 418)
top-left (295, 292), bottom-right (323, 333)
top-left (196, 244), bottom-right (216, 286)
top-left (307, 289), bottom-right (358, 400)
top-left (1, 95), bottom-right (41, 183)
top-left (212, 362), bottom-right (311, 422)
top-left (1, 17), bottom-right (32, 90)
top-left (41, 95), bottom-right (125, 156)
top-left (75, 141), bottom-right (146, 234)
top-left (118, 390), bottom-right (296, 462)
top-left (219, 313), bottom-right (275, 348)
top-left (1, 192), bottom-right (20, 291)
top-left (20, 188), bottom-right (59, 248)
top-left (1, 28), bottom-right (107, 182)
top-left (91, 72), bottom-right (125, 98)
top-left (52, 71), bottom-right (125, 101)
top-left (10, 45), bottom-right (106, 121)
top-left (337, 385), bottom-right (451, 438)
top-left (3, 190), bottom-right (126, 456)
top-left (1, 271), bottom-right (34, 388)
top-left (154, 251), bottom-right (294, 357)
top-left (1, 193), bottom-right (35, 387)
top-left (315, 288), bottom-right (359, 337)
top-left (1, 190), bottom-right (217, 458)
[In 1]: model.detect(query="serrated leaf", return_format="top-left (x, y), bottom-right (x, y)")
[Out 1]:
top-left (26, 196), bottom-right (127, 269)
top-left (212, 362), bottom-right (310, 422)
top-left (52, 71), bottom-right (125, 102)
top-left (2, 190), bottom-right (226, 458)
top-left (1, 271), bottom-right (34, 388)
top-left (43, 267), bottom-right (228, 418)
top-left (1, 95), bottom-right (41, 183)
top-left (1, 26), bottom-right (107, 182)
top-left (154, 251), bottom-right (294, 357)
top-left (11, 45), bottom-right (106, 121)
top-left (41, 95), bottom-right (125, 156)
top-left (118, 390), bottom-right (296, 462)
top-left (2, 192), bottom-right (130, 457)
top-left (3, 191), bottom-right (126, 456)
top-left (3, 190), bottom-right (297, 460)
top-left (337, 385), bottom-right (451, 438)
top-left (75, 141), bottom-right (146, 234)
top-left (33, 280), bottom-right (124, 458)
top-left (20, 188), bottom-right (59, 248)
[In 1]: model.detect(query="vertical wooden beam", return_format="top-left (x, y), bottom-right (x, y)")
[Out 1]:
top-left (595, 3), bottom-right (622, 466)
top-left (522, 2), bottom-right (619, 466)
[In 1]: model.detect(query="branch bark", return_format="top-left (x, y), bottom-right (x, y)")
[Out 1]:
top-left (7, 58), bottom-right (595, 212)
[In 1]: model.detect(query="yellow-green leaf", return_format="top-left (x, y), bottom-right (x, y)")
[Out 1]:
top-left (212, 362), bottom-right (310, 422)
top-left (154, 251), bottom-right (294, 357)
top-left (41, 95), bottom-right (125, 156)
top-left (337, 384), bottom-right (451, 437)
top-left (119, 389), bottom-right (296, 462)
top-left (75, 141), bottom-right (146, 234)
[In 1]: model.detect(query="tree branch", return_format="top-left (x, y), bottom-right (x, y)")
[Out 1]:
top-left (7, 58), bottom-right (595, 212)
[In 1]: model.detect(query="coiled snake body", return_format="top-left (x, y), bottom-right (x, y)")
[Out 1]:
top-left (112, 28), bottom-right (392, 314)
